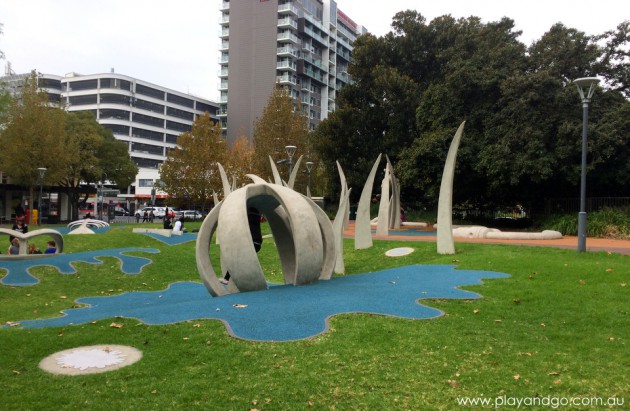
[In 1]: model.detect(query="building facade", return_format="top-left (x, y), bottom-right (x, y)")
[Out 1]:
top-left (1, 71), bottom-right (219, 221)
top-left (219, 0), bottom-right (366, 144)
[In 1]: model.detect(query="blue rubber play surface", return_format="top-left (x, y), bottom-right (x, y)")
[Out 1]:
top-left (0, 248), bottom-right (160, 286)
top-left (6, 265), bottom-right (509, 341)
top-left (139, 232), bottom-right (197, 245)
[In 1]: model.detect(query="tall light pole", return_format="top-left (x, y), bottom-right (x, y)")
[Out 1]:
top-left (306, 161), bottom-right (314, 196)
top-left (285, 145), bottom-right (297, 178)
top-left (574, 77), bottom-right (600, 253)
top-left (37, 167), bottom-right (47, 226)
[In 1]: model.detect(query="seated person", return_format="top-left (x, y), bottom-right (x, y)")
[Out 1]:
top-left (8, 238), bottom-right (20, 255)
top-left (44, 240), bottom-right (57, 254)
top-left (28, 244), bottom-right (42, 254)
top-left (173, 217), bottom-right (185, 232)
top-left (163, 216), bottom-right (173, 230)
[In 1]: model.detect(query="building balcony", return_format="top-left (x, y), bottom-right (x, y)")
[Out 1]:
top-left (220, 1), bottom-right (229, 11)
top-left (277, 31), bottom-right (300, 44)
top-left (277, 61), bottom-right (297, 71)
top-left (219, 28), bottom-right (229, 39)
top-left (220, 95), bottom-right (228, 103)
top-left (276, 73), bottom-right (297, 85)
top-left (218, 68), bottom-right (229, 78)
top-left (277, 46), bottom-right (298, 57)
top-left (217, 107), bottom-right (227, 117)
top-left (278, 17), bottom-right (298, 30)
top-left (278, 3), bottom-right (299, 16)
top-left (220, 41), bottom-right (229, 51)
top-left (218, 81), bottom-right (228, 90)
top-left (218, 55), bottom-right (229, 64)
top-left (219, 14), bottom-right (230, 26)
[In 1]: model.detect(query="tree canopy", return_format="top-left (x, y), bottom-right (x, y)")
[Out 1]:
top-left (159, 112), bottom-right (227, 208)
top-left (251, 86), bottom-right (310, 190)
top-left (312, 12), bottom-right (630, 213)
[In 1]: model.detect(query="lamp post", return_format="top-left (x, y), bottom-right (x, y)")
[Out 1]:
top-left (99, 172), bottom-right (108, 221)
top-left (37, 167), bottom-right (47, 226)
top-left (306, 161), bottom-right (314, 195)
top-left (285, 145), bottom-right (297, 178)
top-left (574, 77), bottom-right (600, 253)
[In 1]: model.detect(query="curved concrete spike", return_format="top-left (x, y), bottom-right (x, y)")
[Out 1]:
top-left (336, 161), bottom-right (351, 229)
top-left (195, 202), bottom-right (227, 296)
top-left (355, 154), bottom-right (382, 249)
top-left (437, 121), bottom-right (466, 255)
top-left (385, 155), bottom-right (401, 229)
top-left (269, 155), bottom-right (283, 185)
top-left (333, 187), bottom-right (351, 274)
top-left (212, 191), bottom-right (219, 208)
top-left (375, 163), bottom-right (391, 236)
top-left (217, 162), bottom-right (231, 197)
top-left (287, 155), bottom-right (303, 189)
top-left (246, 174), bottom-right (267, 184)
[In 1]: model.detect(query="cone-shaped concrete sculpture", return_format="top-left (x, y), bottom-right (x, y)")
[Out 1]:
top-left (437, 121), bottom-right (466, 255)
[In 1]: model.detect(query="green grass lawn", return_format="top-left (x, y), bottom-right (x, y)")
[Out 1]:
top-left (1, 222), bottom-right (628, 410)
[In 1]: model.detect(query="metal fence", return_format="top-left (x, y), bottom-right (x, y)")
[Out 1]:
top-left (545, 197), bottom-right (630, 214)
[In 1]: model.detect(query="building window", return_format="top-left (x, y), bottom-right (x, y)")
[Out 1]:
top-left (132, 127), bottom-right (164, 142)
top-left (167, 93), bottom-right (194, 108)
top-left (103, 124), bottom-right (130, 136)
top-left (100, 93), bottom-right (131, 105)
top-left (133, 113), bottom-right (164, 128)
top-left (69, 95), bottom-right (98, 106)
top-left (132, 157), bottom-right (162, 169)
top-left (136, 84), bottom-right (165, 100)
top-left (138, 179), bottom-right (154, 187)
top-left (166, 107), bottom-right (194, 121)
top-left (135, 98), bottom-right (164, 114)
top-left (166, 120), bottom-right (191, 133)
top-left (67, 79), bottom-right (98, 91)
top-left (100, 109), bottom-right (130, 120)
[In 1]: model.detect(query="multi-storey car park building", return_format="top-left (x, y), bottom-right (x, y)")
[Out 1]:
top-left (219, 0), bottom-right (366, 144)
top-left (0, 71), bottom-right (218, 222)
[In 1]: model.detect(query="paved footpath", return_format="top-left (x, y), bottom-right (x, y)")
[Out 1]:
top-left (343, 222), bottom-right (630, 255)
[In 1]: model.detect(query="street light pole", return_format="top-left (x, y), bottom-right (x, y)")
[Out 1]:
top-left (574, 77), bottom-right (600, 253)
top-left (285, 145), bottom-right (297, 179)
top-left (306, 161), bottom-right (314, 196)
top-left (37, 167), bottom-right (47, 226)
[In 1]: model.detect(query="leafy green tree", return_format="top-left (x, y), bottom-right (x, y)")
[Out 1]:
top-left (0, 72), bottom-right (66, 222)
top-left (159, 113), bottom-right (226, 210)
top-left (59, 111), bottom-right (137, 220)
top-left (251, 86), bottom-right (309, 189)
top-left (314, 11), bottom-right (630, 214)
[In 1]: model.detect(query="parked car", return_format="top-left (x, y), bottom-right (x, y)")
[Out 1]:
top-left (175, 210), bottom-right (205, 221)
top-left (135, 207), bottom-right (166, 219)
top-left (114, 206), bottom-right (130, 216)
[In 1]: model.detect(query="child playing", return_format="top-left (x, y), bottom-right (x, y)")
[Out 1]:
top-left (44, 240), bottom-right (57, 254)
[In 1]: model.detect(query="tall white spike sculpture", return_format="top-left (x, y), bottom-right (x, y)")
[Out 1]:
top-left (355, 154), bottom-right (382, 249)
top-left (217, 162), bottom-right (231, 197)
top-left (269, 155), bottom-right (283, 185)
top-left (375, 162), bottom-right (391, 236)
top-left (437, 121), bottom-right (466, 255)
top-left (287, 155), bottom-right (303, 189)
top-left (333, 161), bottom-right (350, 274)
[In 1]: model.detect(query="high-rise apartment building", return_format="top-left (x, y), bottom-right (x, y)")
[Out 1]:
top-left (219, 0), bottom-right (366, 144)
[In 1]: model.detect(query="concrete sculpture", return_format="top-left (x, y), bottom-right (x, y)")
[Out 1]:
top-left (332, 161), bottom-right (350, 274)
top-left (437, 121), bottom-right (466, 254)
top-left (355, 154), bottom-right (382, 249)
top-left (452, 226), bottom-right (562, 240)
top-left (196, 180), bottom-right (335, 297)
top-left (0, 228), bottom-right (64, 258)
top-left (375, 163), bottom-right (391, 236)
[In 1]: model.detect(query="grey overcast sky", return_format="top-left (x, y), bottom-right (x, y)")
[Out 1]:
top-left (1, 0), bottom-right (627, 101)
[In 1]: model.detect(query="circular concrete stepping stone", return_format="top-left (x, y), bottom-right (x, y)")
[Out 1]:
top-left (39, 344), bottom-right (142, 375)
top-left (385, 247), bottom-right (415, 257)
